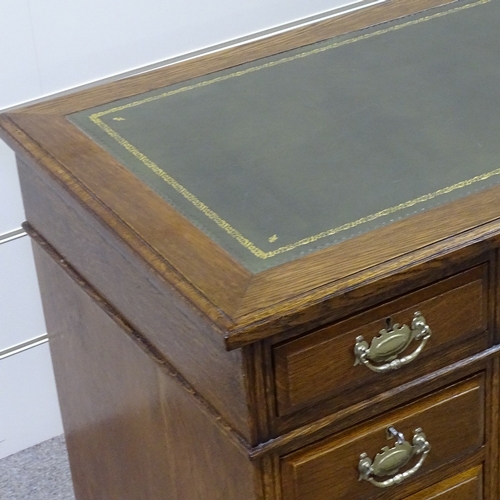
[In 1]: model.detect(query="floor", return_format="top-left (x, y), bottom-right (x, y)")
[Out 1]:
top-left (0, 435), bottom-right (75, 500)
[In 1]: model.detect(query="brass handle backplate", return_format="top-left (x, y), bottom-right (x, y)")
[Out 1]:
top-left (353, 312), bottom-right (431, 373)
top-left (358, 426), bottom-right (431, 488)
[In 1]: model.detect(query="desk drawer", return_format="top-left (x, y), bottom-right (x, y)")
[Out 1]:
top-left (280, 376), bottom-right (484, 500)
top-left (404, 466), bottom-right (482, 499)
top-left (273, 265), bottom-right (488, 416)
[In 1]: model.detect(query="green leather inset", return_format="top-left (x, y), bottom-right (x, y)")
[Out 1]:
top-left (69, 0), bottom-right (500, 272)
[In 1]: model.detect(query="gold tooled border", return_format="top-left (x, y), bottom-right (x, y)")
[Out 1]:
top-left (87, 0), bottom-right (492, 260)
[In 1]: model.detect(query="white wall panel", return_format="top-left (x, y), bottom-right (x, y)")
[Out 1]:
top-left (0, 1), bottom-right (42, 109)
top-left (28, 0), bottom-right (358, 98)
top-left (0, 343), bottom-right (63, 459)
top-left (0, 139), bottom-right (25, 235)
top-left (0, 237), bottom-right (46, 351)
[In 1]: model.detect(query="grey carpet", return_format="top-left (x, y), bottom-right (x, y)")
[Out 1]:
top-left (0, 435), bottom-right (75, 500)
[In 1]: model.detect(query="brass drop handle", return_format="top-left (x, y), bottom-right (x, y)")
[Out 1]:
top-left (358, 426), bottom-right (431, 488)
top-left (353, 312), bottom-right (431, 373)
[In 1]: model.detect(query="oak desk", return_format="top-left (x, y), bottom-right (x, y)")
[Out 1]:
top-left (2, 0), bottom-right (500, 497)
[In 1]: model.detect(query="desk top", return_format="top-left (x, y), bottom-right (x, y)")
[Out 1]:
top-left (3, 0), bottom-right (500, 337)
top-left (69, 0), bottom-right (499, 272)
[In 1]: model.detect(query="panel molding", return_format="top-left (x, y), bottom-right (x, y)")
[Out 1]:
top-left (0, 227), bottom-right (27, 245)
top-left (0, 334), bottom-right (48, 361)
top-left (2, 0), bottom-right (377, 113)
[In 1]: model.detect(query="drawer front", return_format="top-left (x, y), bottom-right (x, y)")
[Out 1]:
top-left (274, 265), bottom-right (488, 416)
top-left (281, 375), bottom-right (484, 500)
top-left (404, 466), bottom-right (482, 499)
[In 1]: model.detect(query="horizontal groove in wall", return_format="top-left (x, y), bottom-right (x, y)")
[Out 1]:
top-left (0, 227), bottom-right (27, 245)
top-left (0, 334), bottom-right (49, 361)
top-left (130, 0), bottom-right (384, 76)
top-left (3, 0), bottom-right (379, 112)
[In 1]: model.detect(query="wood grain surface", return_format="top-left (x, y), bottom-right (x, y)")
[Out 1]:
top-left (404, 466), bottom-right (483, 499)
